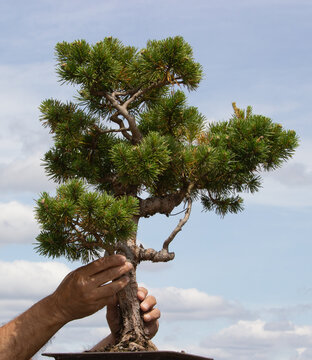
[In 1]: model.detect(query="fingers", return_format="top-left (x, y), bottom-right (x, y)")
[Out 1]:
top-left (83, 255), bottom-right (127, 276)
top-left (95, 274), bottom-right (130, 300)
top-left (137, 287), bottom-right (148, 301)
top-left (91, 261), bottom-right (133, 287)
top-left (144, 319), bottom-right (159, 339)
top-left (140, 294), bottom-right (157, 312)
top-left (143, 307), bottom-right (160, 322)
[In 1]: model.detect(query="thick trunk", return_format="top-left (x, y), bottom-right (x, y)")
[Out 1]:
top-left (111, 267), bottom-right (157, 352)
top-left (108, 216), bottom-right (157, 352)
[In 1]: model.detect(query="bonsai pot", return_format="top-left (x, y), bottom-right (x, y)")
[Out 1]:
top-left (42, 351), bottom-right (213, 360)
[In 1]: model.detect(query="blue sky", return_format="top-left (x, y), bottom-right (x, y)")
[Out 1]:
top-left (0, 1), bottom-right (311, 359)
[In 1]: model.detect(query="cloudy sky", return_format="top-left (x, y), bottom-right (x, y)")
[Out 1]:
top-left (0, 0), bottom-right (311, 359)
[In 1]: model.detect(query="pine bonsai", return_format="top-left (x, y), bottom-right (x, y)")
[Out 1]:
top-left (35, 36), bottom-right (298, 352)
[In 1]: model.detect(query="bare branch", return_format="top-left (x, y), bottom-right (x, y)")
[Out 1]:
top-left (116, 242), bottom-right (175, 263)
top-left (163, 196), bottom-right (192, 252)
top-left (123, 80), bottom-right (167, 108)
top-left (92, 78), bottom-right (179, 144)
top-left (138, 246), bottom-right (175, 263)
top-left (112, 90), bottom-right (132, 97)
top-left (138, 188), bottom-right (188, 218)
top-left (137, 184), bottom-right (194, 263)
top-left (109, 112), bottom-right (132, 141)
top-left (162, 183), bottom-right (194, 252)
top-left (105, 93), bottom-right (142, 144)
top-left (99, 127), bottom-right (130, 134)
top-left (111, 86), bottom-right (142, 98)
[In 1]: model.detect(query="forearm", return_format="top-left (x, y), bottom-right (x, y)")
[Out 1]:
top-left (0, 294), bottom-right (67, 360)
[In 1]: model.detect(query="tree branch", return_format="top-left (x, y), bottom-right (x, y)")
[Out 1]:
top-left (97, 126), bottom-right (130, 134)
top-left (138, 188), bottom-right (187, 218)
top-left (123, 80), bottom-right (167, 108)
top-left (116, 242), bottom-right (175, 263)
top-left (109, 112), bottom-right (133, 141)
top-left (111, 90), bottom-right (134, 97)
top-left (137, 196), bottom-right (192, 263)
top-left (105, 93), bottom-right (142, 144)
top-left (162, 195), bottom-right (192, 252)
top-left (138, 184), bottom-right (194, 263)
top-left (138, 246), bottom-right (175, 263)
top-left (208, 189), bottom-right (221, 205)
top-left (94, 79), bottom-right (171, 144)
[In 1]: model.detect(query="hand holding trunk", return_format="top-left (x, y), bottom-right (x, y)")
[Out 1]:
top-left (90, 286), bottom-right (160, 351)
top-left (52, 255), bottom-right (133, 322)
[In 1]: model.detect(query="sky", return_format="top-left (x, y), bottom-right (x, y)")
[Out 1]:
top-left (0, 0), bottom-right (311, 359)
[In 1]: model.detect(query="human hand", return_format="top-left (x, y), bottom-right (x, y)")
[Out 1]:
top-left (51, 255), bottom-right (133, 323)
top-left (106, 286), bottom-right (160, 341)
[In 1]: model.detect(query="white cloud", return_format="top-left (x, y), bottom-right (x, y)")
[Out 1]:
top-left (200, 320), bottom-right (312, 360)
top-left (0, 201), bottom-right (38, 245)
top-left (242, 139), bottom-right (312, 207)
top-left (0, 299), bottom-right (35, 325)
top-left (3, 259), bottom-right (312, 360)
top-left (0, 138), bottom-right (24, 165)
top-left (0, 260), bottom-right (71, 334)
top-left (0, 62), bottom-right (73, 164)
top-left (149, 286), bottom-right (250, 321)
top-left (268, 140), bottom-right (312, 187)
top-left (0, 260), bottom-right (70, 300)
top-left (270, 162), bottom-right (312, 188)
top-left (37, 325), bottom-right (111, 359)
top-left (0, 63), bottom-right (57, 128)
top-left (243, 176), bottom-right (311, 208)
top-left (0, 152), bottom-right (56, 193)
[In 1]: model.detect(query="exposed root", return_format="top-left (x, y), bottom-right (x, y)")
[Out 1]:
top-left (88, 333), bottom-right (158, 353)
top-left (109, 338), bottom-right (157, 352)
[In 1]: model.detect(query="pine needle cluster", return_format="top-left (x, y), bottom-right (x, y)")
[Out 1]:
top-left (35, 36), bottom-right (298, 262)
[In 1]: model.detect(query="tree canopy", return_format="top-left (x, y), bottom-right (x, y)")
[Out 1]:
top-left (35, 36), bottom-right (298, 263)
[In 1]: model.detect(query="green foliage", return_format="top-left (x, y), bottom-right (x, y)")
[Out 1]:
top-left (110, 132), bottom-right (171, 187)
top-left (36, 36), bottom-right (298, 262)
top-left (55, 38), bottom-right (137, 91)
top-left (139, 90), bottom-right (205, 143)
top-left (134, 36), bottom-right (203, 91)
top-left (201, 193), bottom-right (244, 217)
top-left (54, 36), bottom-right (202, 116)
top-left (39, 99), bottom-right (118, 187)
top-left (35, 180), bottom-right (139, 263)
top-left (195, 104), bottom-right (298, 214)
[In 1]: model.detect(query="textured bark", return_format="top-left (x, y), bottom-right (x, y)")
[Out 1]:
top-left (96, 188), bottom-right (191, 352)
top-left (106, 217), bottom-right (157, 352)
top-left (139, 190), bottom-right (187, 218)
top-left (138, 247), bottom-right (175, 262)
top-left (111, 268), bottom-right (157, 352)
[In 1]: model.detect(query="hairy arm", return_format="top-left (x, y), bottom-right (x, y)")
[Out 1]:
top-left (0, 294), bottom-right (66, 360)
top-left (0, 255), bottom-right (132, 360)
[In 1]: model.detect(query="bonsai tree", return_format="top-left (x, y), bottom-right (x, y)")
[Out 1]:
top-left (35, 36), bottom-right (298, 352)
